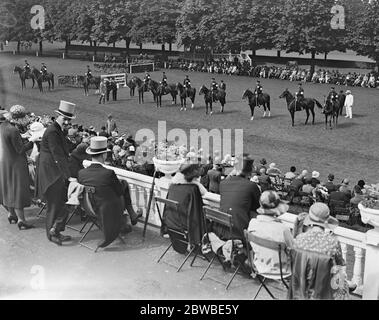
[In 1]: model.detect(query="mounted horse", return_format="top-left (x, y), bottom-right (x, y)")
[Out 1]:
top-left (210, 87), bottom-right (226, 112)
top-left (82, 75), bottom-right (101, 96)
top-left (13, 66), bottom-right (35, 90)
top-left (131, 76), bottom-right (151, 104)
top-left (242, 89), bottom-right (271, 121)
top-left (148, 79), bottom-right (178, 108)
top-left (323, 98), bottom-right (340, 129)
top-left (279, 89), bottom-right (323, 126)
top-left (199, 85), bottom-right (214, 114)
top-left (176, 83), bottom-right (196, 111)
top-left (32, 67), bottom-right (54, 92)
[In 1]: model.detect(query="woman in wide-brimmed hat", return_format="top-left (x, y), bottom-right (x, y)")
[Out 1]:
top-left (0, 106), bottom-right (38, 229)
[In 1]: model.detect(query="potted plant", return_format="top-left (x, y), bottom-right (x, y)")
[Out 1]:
top-left (358, 183), bottom-right (379, 231)
top-left (152, 142), bottom-right (185, 178)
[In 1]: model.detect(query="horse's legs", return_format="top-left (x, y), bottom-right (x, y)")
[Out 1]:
top-left (263, 105), bottom-right (267, 117)
top-left (210, 101), bottom-right (213, 114)
top-left (305, 108), bottom-right (310, 125)
top-left (205, 102), bottom-right (208, 115)
top-left (311, 107), bottom-right (315, 125)
top-left (250, 104), bottom-right (255, 121)
top-left (291, 111), bottom-right (295, 127)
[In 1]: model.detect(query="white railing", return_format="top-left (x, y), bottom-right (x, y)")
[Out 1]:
top-left (95, 164), bottom-right (370, 297)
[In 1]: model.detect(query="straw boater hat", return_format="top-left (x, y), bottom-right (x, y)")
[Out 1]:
top-left (28, 122), bottom-right (46, 141)
top-left (312, 171), bottom-right (320, 179)
top-left (55, 100), bottom-right (76, 119)
top-left (304, 202), bottom-right (338, 230)
top-left (86, 136), bottom-right (110, 155)
top-left (257, 190), bottom-right (289, 216)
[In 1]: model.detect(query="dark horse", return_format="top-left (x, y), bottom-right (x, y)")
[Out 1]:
top-left (210, 87), bottom-right (226, 112)
top-left (323, 98), bottom-right (340, 129)
top-left (199, 85), bottom-right (214, 114)
top-left (131, 76), bottom-right (152, 104)
top-left (32, 67), bottom-right (54, 92)
top-left (242, 89), bottom-right (271, 121)
top-left (13, 66), bottom-right (35, 90)
top-left (83, 75), bottom-right (101, 96)
top-left (176, 83), bottom-right (196, 111)
top-left (148, 79), bottom-right (178, 108)
top-left (279, 89), bottom-right (323, 126)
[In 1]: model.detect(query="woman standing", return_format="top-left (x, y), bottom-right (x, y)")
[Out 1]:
top-left (0, 106), bottom-right (37, 229)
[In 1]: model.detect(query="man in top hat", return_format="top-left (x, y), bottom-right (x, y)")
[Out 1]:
top-left (37, 100), bottom-right (77, 245)
top-left (344, 90), bottom-right (354, 119)
top-left (218, 155), bottom-right (261, 240)
top-left (78, 137), bottom-right (142, 248)
top-left (106, 114), bottom-right (117, 136)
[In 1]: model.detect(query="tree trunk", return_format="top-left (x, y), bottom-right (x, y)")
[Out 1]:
top-left (113, 42), bottom-right (116, 48)
top-left (310, 50), bottom-right (316, 75)
top-left (93, 41), bottom-right (97, 56)
top-left (90, 40), bottom-right (93, 47)
top-left (324, 52), bottom-right (328, 60)
top-left (252, 50), bottom-right (256, 56)
top-left (277, 50), bottom-right (281, 58)
top-left (376, 60), bottom-right (379, 73)
top-left (169, 42), bottom-right (172, 52)
top-left (65, 39), bottom-right (70, 54)
top-left (125, 38), bottom-right (131, 56)
top-left (139, 43), bottom-right (142, 50)
top-left (39, 40), bottom-right (43, 54)
top-left (17, 40), bottom-right (20, 53)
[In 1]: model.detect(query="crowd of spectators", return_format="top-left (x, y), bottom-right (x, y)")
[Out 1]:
top-left (167, 58), bottom-right (379, 89)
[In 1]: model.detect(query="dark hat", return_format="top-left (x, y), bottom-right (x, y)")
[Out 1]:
top-left (241, 156), bottom-right (254, 174)
top-left (257, 190), bottom-right (289, 216)
top-left (298, 83), bottom-right (302, 85)
top-left (328, 173), bottom-right (334, 181)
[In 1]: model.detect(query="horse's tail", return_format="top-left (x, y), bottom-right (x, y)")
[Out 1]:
top-left (313, 99), bottom-right (323, 109)
top-left (267, 94), bottom-right (270, 110)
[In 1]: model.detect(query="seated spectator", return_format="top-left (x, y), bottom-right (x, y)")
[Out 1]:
top-left (171, 163), bottom-right (208, 196)
top-left (329, 185), bottom-right (351, 206)
top-left (162, 163), bottom-right (206, 252)
top-left (207, 163), bottom-right (223, 194)
top-left (324, 173), bottom-right (338, 193)
top-left (251, 175), bottom-right (261, 192)
top-left (266, 162), bottom-right (281, 176)
top-left (287, 170), bottom-right (307, 203)
top-left (256, 158), bottom-right (267, 172)
top-left (258, 167), bottom-right (272, 192)
top-left (350, 185), bottom-right (365, 205)
top-left (338, 178), bottom-right (352, 199)
top-left (218, 156), bottom-right (261, 240)
top-left (285, 166), bottom-right (297, 180)
top-left (291, 202), bottom-right (352, 299)
top-left (68, 143), bottom-right (91, 179)
top-left (248, 190), bottom-right (293, 278)
top-left (301, 178), bottom-right (314, 195)
top-left (98, 126), bottom-right (109, 138)
top-left (310, 171), bottom-right (320, 188)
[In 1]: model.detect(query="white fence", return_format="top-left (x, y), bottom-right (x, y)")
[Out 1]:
top-left (84, 162), bottom-right (379, 299)
top-left (101, 73), bottom-right (127, 87)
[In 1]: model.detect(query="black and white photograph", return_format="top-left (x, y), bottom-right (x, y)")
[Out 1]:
top-left (0, 0), bottom-right (379, 304)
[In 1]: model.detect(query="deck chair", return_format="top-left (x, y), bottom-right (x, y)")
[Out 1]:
top-left (199, 206), bottom-right (242, 290)
top-left (78, 186), bottom-right (125, 252)
top-left (244, 229), bottom-right (291, 300)
top-left (155, 196), bottom-right (201, 272)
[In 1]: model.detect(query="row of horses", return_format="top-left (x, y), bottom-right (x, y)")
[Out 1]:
top-left (13, 66), bottom-right (54, 92)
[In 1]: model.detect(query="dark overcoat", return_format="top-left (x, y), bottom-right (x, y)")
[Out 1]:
top-left (78, 163), bottom-right (124, 248)
top-left (37, 121), bottom-right (70, 197)
top-left (0, 121), bottom-right (33, 208)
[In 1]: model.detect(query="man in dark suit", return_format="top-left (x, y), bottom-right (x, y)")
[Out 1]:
top-left (218, 156), bottom-right (261, 240)
top-left (78, 137), bottom-right (142, 248)
top-left (37, 101), bottom-right (77, 245)
top-left (207, 163), bottom-right (222, 194)
top-left (110, 78), bottom-right (118, 101)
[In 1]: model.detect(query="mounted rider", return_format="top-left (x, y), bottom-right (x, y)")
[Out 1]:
top-left (40, 63), bottom-right (48, 79)
top-left (183, 75), bottom-right (191, 89)
top-left (211, 78), bottom-right (218, 102)
top-left (161, 71), bottom-right (168, 88)
top-left (324, 86), bottom-right (339, 114)
top-left (295, 82), bottom-right (304, 110)
top-left (254, 80), bottom-right (263, 98)
top-left (219, 80), bottom-right (226, 91)
top-left (86, 65), bottom-right (93, 79)
top-left (24, 60), bottom-right (31, 76)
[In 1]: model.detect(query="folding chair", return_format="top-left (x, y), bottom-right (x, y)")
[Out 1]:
top-left (65, 205), bottom-right (85, 233)
top-left (155, 196), bottom-right (201, 272)
top-left (244, 229), bottom-right (291, 300)
top-left (78, 186), bottom-right (125, 252)
top-left (199, 206), bottom-right (242, 290)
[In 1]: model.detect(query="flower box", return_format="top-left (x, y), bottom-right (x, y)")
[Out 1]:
top-left (153, 157), bottom-right (184, 175)
top-left (358, 202), bottom-right (379, 231)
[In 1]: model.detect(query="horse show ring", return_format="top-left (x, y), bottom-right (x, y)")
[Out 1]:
top-left (3, 54), bottom-right (379, 183)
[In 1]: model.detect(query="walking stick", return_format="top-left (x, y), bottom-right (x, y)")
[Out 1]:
top-left (142, 170), bottom-right (157, 238)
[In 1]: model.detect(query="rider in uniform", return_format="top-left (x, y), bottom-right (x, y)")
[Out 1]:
top-left (295, 82), bottom-right (304, 110)
top-left (219, 80), bottom-right (226, 91)
top-left (211, 78), bottom-right (218, 102)
top-left (254, 80), bottom-right (263, 98)
top-left (24, 60), bottom-right (31, 75)
top-left (183, 75), bottom-right (191, 88)
top-left (328, 86), bottom-right (339, 102)
top-left (86, 65), bottom-right (92, 79)
top-left (40, 63), bottom-right (48, 78)
top-left (161, 72), bottom-right (168, 88)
